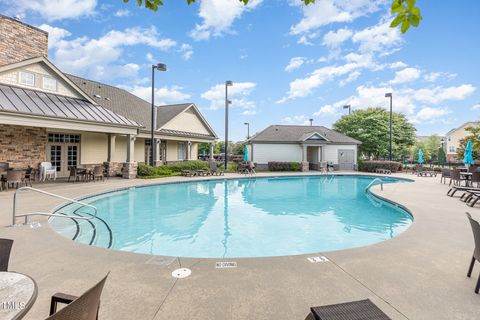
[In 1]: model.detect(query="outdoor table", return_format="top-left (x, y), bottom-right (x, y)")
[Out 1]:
top-left (0, 272), bottom-right (37, 320)
top-left (461, 172), bottom-right (472, 186)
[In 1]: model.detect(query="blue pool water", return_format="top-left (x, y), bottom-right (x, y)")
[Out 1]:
top-left (50, 175), bottom-right (412, 258)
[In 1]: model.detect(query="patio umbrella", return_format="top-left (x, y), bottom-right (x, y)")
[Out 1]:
top-left (464, 140), bottom-right (474, 167)
top-left (243, 145), bottom-right (248, 161)
top-left (417, 148), bottom-right (424, 164)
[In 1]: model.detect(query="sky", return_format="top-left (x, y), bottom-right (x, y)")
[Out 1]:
top-left (1, 0), bottom-right (479, 141)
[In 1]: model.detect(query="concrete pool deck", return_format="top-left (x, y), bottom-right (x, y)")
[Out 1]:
top-left (0, 172), bottom-right (479, 320)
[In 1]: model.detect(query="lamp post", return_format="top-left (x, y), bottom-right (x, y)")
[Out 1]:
top-left (244, 122), bottom-right (250, 140)
top-left (385, 93), bottom-right (393, 161)
top-left (224, 80), bottom-right (233, 170)
top-left (151, 63), bottom-right (167, 166)
top-left (309, 118), bottom-right (313, 126)
top-left (343, 104), bottom-right (351, 115)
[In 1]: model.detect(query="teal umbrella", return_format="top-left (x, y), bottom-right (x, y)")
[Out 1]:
top-left (464, 140), bottom-right (474, 166)
top-left (243, 145), bottom-right (249, 161)
top-left (417, 148), bottom-right (424, 164)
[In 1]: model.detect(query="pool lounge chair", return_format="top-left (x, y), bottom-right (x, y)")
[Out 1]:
top-left (181, 170), bottom-right (196, 177)
top-left (464, 192), bottom-right (480, 208)
top-left (466, 213), bottom-right (480, 294)
top-left (310, 299), bottom-right (391, 320)
top-left (447, 186), bottom-right (480, 197)
top-left (209, 162), bottom-right (224, 176)
top-left (48, 273), bottom-right (108, 320)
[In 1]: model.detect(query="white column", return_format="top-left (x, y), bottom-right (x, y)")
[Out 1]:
top-left (126, 134), bottom-right (136, 163)
top-left (154, 138), bottom-right (161, 165)
top-left (107, 134), bottom-right (116, 162)
top-left (187, 141), bottom-right (192, 160)
top-left (302, 145), bottom-right (307, 162)
top-left (209, 143), bottom-right (214, 160)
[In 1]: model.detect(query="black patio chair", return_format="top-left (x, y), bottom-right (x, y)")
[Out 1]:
top-left (0, 238), bottom-right (14, 271)
top-left (466, 212), bottom-right (480, 293)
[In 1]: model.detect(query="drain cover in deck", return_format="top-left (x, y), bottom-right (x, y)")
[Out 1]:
top-left (172, 268), bottom-right (191, 279)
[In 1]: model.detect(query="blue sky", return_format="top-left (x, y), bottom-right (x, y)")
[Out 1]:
top-left (2, 0), bottom-right (479, 141)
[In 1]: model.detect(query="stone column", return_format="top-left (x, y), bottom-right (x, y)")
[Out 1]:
top-left (154, 138), bottom-right (162, 166)
top-left (301, 144), bottom-right (309, 172)
top-left (209, 143), bottom-right (214, 161)
top-left (123, 134), bottom-right (137, 179)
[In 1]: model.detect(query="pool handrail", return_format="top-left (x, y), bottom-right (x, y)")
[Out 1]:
top-left (12, 187), bottom-right (97, 226)
top-left (365, 178), bottom-right (383, 192)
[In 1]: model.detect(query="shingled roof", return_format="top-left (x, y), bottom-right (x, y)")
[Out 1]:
top-left (249, 125), bottom-right (361, 144)
top-left (66, 74), bottom-right (193, 132)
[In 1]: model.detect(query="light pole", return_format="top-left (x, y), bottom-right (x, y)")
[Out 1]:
top-left (343, 104), bottom-right (351, 115)
top-left (385, 93), bottom-right (393, 161)
top-left (309, 118), bottom-right (313, 126)
top-left (224, 80), bottom-right (233, 170)
top-left (244, 122), bottom-right (250, 140)
top-left (151, 63), bottom-right (167, 166)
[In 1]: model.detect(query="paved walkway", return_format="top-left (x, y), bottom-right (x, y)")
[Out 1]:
top-left (0, 172), bottom-right (479, 320)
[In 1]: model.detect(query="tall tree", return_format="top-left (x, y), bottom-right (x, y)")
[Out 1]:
top-left (123, 0), bottom-right (422, 34)
top-left (456, 126), bottom-right (480, 160)
top-left (333, 108), bottom-right (416, 160)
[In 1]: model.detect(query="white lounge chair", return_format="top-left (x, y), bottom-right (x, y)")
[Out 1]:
top-left (40, 162), bottom-right (57, 181)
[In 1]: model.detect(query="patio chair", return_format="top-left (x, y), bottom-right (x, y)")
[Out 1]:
top-left (0, 238), bottom-right (13, 271)
top-left (440, 169), bottom-right (451, 184)
top-left (209, 162), bottom-right (224, 176)
top-left (6, 170), bottom-right (23, 190)
top-left (247, 161), bottom-right (256, 175)
top-left (23, 166), bottom-right (34, 187)
top-left (466, 213), bottom-right (480, 294)
top-left (310, 299), bottom-right (391, 320)
top-left (47, 273), bottom-right (109, 320)
top-left (449, 169), bottom-right (462, 186)
top-left (471, 172), bottom-right (480, 188)
top-left (67, 167), bottom-right (81, 183)
top-left (93, 166), bottom-right (104, 182)
top-left (40, 162), bottom-right (57, 181)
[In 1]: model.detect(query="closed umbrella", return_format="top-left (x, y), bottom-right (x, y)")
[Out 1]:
top-left (243, 145), bottom-right (249, 161)
top-left (417, 148), bottom-right (424, 164)
top-left (464, 140), bottom-right (474, 168)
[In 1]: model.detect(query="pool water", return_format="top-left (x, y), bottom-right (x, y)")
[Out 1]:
top-left (50, 175), bottom-right (412, 258)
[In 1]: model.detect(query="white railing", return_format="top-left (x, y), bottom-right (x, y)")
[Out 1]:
top-left (12, 187), bottom-right (97, 226)
top-left (365, 178), bottom-right (383, 192)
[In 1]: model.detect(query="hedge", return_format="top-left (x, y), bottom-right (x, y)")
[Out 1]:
top-left (359, 160), bottom-right (403, 173)
top-left (267, 162), bottom-right (302, 171)
top-left (137, 160), bottom-right (209, 178)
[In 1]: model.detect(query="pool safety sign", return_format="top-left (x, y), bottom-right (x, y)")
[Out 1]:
top-left (215, 261), bottom-right (237, 268)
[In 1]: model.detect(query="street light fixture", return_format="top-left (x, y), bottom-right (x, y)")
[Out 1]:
top-left (343, 104), bottom-right (351, 115)
top-left (244, 122), bottom-right (250, 140)
top-left (225, 80), bottom-right (233, 170)
top-left (385, 92), bottom-right (393, 161)
top-left (151, 63), bottom-right (167, 166)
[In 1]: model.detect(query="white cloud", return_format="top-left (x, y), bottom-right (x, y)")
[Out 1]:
top-left (12, 0), bottom-right (97, 21)
top-left (424, 71), bottom-right (457, 82)
top-left (282, 115), bottom-right (311, 125)
top-left (390, 67), bottom-right (421, 85)
top-left (352, 19), bottom-right (403, 54)
top-left (389, 61), bottom-right (407, 69)
top-left (189, 0), bottom-right (262, 41)
top-left (114, 9), bottom-right (130, 17)
top-left (37, 24), bottom-right (71, 48)
top-left (339, 70), bottom-right (361, 86)
top-left (285, 57), bottom-right (306, 72)
top-left (410, 107), bottom-right (450, 124)
top-left (127, 85), bottom-right (191, 105)
top-left (412, 84), bottom-right (476, 104)
top-left (313, 104), bottom-right (337, 116)
top-left (201, 82), bottom-right (257, 111)
top-left (472, 104), bottom-right (480, 110)
top-left (290, 0), bottom-right (382, 35)
top-left (178, 44), bottom-right (194, 60)
top-left (322, 28), bottom-right (352, 48)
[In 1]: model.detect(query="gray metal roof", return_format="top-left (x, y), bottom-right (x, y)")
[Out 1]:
top-left (0, 83), bottom-right (140, 127)
top-left (66, 74), bottom-right (201, 133)
top-left (249, 125), bottom-right (361, 144)
top-left (159, 128), bottom-right (216, 140)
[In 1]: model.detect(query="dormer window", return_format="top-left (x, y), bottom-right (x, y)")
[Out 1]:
top-left (42, 76), bottom-right (57, 91)
top-left (19, 71), bottom-right (35, 86)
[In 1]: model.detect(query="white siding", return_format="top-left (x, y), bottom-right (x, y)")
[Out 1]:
top-left (162, 108), bottom-right (211, 135)
top-left (80, 132), bottom-right (108, 164)
top-left (252, 144), bottom-right (303, 163)
top-left (324, 145), bottom-right (357, 164)
top-left (134, 138), bottom-right (146, 163)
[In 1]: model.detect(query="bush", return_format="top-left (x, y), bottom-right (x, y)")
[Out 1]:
top-left (359, 160), bottom-right (403, 173)
top-left (167, 160), bottom-right (209, 172)
top-left (268, 162), bottom-right (302, 171)
top-left (137, 164), bottom-right (156, 176)
top-left (218, 162), bottom-right (238, 172)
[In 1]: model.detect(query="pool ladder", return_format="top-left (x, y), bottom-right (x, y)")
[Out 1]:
top-left (365, 178), bottom-right (383, 192)
top-left (12, 187), bottom-right (113, 248)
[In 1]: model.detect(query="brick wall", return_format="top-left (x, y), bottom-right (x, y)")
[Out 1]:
top-left (0, 125), bottom-right (47, 169)
top-left (0, 15), bottom-right (48, 67)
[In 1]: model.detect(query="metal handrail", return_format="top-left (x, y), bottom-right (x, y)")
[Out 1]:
top-left (365, 178), bottom-right (383, 192)
top-left (12, 187), bottom-right (97, 225)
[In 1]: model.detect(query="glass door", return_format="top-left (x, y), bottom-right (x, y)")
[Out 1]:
top-left (49, 145), bottom-right (62, 174)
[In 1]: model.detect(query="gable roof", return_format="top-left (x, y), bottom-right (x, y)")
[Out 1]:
top-left (67, 74), bottom-right (217, 139)
top-left (249, 125), bottom-right (361, 144)
top-left (446, 121), bottom-right (480, 136)
top-left (0, 83), bottom-right (140, 127)
top-left (0, 57), bottom-right (97, 105)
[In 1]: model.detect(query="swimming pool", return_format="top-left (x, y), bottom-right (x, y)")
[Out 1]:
top-left (49, 175), bottom-right (412, 258)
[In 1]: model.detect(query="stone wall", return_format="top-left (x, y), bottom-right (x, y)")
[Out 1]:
top-left (0, 125), bottom-right (47, 169)
top-left (0, 15), bottom-right (48, 67)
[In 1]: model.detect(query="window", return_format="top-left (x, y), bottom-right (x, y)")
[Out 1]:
top-left (448, 136), bottom-right (451, 142)
top-left (42, 76), bottom-right (57, 91)
top-left (178, 142), bottom-right (187, 160)
top-left (19, 71), bottom-right (35, 86)
top-left (449, 146), bottom-right (455, 153)
top-left (48, 133), bottom-right (80, 143)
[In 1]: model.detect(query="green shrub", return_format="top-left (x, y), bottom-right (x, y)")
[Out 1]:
top-left (137, 164), bottom-right (156, 176)
top-left (288, 162), bottom-right (302, 171)
top-left (218, 162), bottom-right (238, 172)
top-left (268, 162), bottom-right (302, 171)
top-left (167, 160), bottom-right (209, 172)
top-left (360, 160), bottom-right (403, 173)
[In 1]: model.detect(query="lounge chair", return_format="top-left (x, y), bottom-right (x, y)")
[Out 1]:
top-left (181, 170), bottom-right (196, 177)
top-left (447, 185), bottom-right (480, 197)
top-left (0, 238), bottom-right (13, 271)
top-left (48, 273), bottom-right (108, 320)
top-left (310, 299), bottom-right (391, 320)
top-left (440, 168), bottom-right (451, 184)
top-left (466, 213), bottom-right (480, 294)
top-left (247, 161), bottom-right (256, 175)
top-left (464, 192), bottom-right (480, 208)
top-left (209, 162), bottom-right (224, 176)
